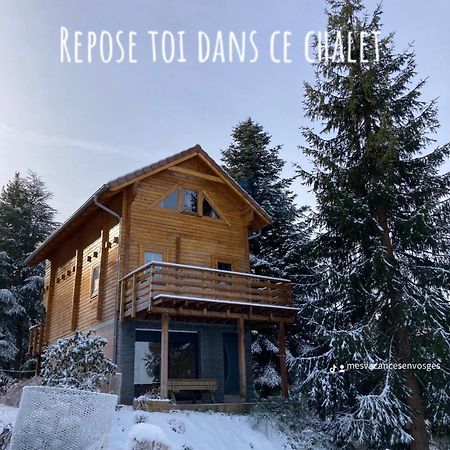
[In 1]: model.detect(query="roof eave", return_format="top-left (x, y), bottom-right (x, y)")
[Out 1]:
top-left (25, 184), bottom-right (110, 265)
top-left (26, 145), bottom-right (273, 265)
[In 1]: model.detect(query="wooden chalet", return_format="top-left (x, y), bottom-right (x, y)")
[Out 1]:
top-left (26, 145), bottom-right (297, 404)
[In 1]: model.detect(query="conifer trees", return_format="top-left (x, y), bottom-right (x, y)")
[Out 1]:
top-left (0, 172), bottom-right (57, 370)
top-left (222, 118), bottom-right (305, 278)
top-left (222, 118), bottom-right (308, 395)
top-left (295, 1), bottom-right (450, 448)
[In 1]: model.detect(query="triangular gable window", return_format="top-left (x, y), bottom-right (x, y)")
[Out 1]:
top-left (159, 190), bottom-right (178, 210)
top-left (158, 188), bottom-right (220, 219)
top-left (202, 197), bottom-right (219, 218)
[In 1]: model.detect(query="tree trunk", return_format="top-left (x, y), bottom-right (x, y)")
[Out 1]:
top-left (14, 320), bottom-right (23, 371)
top-left (377, 209), bottom-right (429, 450)
top-left (397, 326), bottom-right (429, 450)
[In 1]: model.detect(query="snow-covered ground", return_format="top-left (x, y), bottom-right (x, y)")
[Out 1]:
top-left (0, 404), bottom-right (289, 450)
top-left (0, 405), bottom-right (17, 433)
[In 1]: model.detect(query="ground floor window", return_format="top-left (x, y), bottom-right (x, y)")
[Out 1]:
top-left (134, 329), bottom-right (198, 397)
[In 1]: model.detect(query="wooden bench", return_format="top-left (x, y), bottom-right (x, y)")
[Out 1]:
top-left (167, 379), bottom-right (218, 403)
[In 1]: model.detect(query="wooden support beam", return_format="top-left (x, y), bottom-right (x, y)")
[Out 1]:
top-left (237, 317), bottom-right (247, 400)
top-left (147, 266), bottom-right (154, 312)
top-left (139, 306), bottom-right (295, 323)
top-left (33, 328), bottom-right (39, 357)
top-left (70, 249), bottom-right (83, 331)
top-left (96, 227), bottom-right (109, 321)
top-left (131, 181), bottom-right (140, 201)
top-left (38, 325), bottom-right (44, 357)
top-left (168, 166), bottom-right (225, 183)
top-left (160, 313), bottom-right (169, 399)
top-left (120, 188), bottom-right (130, 279)
top-left (119, 280), bottom-right (125, 322)
top-left (175, 236), bottom-right (181, 264)
top-left (279, 322), bottom-right (288, 399)
top-left (44, 261), bottom-right (57, 343)
top-left (131, 273), bottom-right (137, 318)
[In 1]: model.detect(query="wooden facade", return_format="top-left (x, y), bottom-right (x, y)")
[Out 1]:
top-left (27, 145), bottom-right (297, 402)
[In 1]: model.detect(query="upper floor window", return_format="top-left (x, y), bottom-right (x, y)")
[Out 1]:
top-left (203, 197), bottom-right (219, 218)
top-left (217, 262), bottom-right (232, 272)
top-left (144, 251), bottom-right (164, 275)
top-left (182, 189), bottom-right (198, 214)
top-left (159, 188), bottom-right (220, 219)
top-left (159, 190), bottom-right (178, 210)
top-left (91, 265), bottom-right (100, 297)
top-left (144, 251), bottom-right (164, 265)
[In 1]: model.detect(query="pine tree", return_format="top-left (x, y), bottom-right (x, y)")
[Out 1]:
top-left (0, 252), bottom-right (20, 366)
top-left (0, 172), bottom-right (57, 371)
top-left (222, 118), bottom-right (309, 396)
top-left (222, 117), bottom-right (306, 277)
top-left (294, 1), bottom-right (450, 448)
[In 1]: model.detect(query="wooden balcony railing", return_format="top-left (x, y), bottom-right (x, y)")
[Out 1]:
top-left (28, 323), bottom-right (45, 358)
top-left (119, 262), bottom-right (294, 322)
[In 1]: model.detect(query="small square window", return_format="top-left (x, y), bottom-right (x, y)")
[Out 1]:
top-left (144, 251), bottom-right (164, 276)
top-left (217, 262), bottom-right (232, 272)
top-left (91, 265), bottom-right (100, 297)
top-left (217, 262), bottom-right (233, 286)
top-left (182, 189), bottom-right (198, 214)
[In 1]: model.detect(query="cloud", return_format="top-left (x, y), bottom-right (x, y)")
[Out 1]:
top-left (0, 122), bottom-right (148, 159)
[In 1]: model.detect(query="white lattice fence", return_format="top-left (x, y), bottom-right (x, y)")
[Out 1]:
top-left (9, 386), bottom-right (117, 450)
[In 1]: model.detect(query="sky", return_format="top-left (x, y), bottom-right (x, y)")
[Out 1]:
top-left (0, 0), bottom-right (449, 221)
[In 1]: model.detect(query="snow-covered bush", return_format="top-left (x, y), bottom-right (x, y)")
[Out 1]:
top-left (40, 330), bottom-right (116, 391)
top-left (0, 373), bottom-right (15, 396)
top-left (134, 412), bottom-right (152, 424)
top-left (127, 423), bottom-right (170, 450)
top-left (252, 400), bottom-right (335, 450)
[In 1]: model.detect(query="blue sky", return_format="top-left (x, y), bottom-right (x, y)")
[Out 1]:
top-left (1, 0), bottom-right (449, 220)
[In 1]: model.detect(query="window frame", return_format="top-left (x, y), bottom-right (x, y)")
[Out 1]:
top-left (159, 189), bottom-right (178, 210)
top-left (202, 195), bottom-right (220, 219)
top-left (180, 188), bottom-right (200, 215)
top-left (139, 244), bottom-right (169, 277)
top-left (90, 264), bottom-right (100, 298)
top-left (156, 186), bottom-right (223, 221)
top-left (140, 245), bottom-right (169, 266)
top-left (216, 261), bottom-right (233, 272)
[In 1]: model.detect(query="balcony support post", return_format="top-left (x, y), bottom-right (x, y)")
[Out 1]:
top-left (160, 312), bottom-right (169, 399)
top-left (237, 317), bottom-right (247, 400)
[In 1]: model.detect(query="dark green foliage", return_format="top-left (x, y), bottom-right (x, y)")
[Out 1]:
top-left (0, 172), bottom-right (57, 370)
top-left (222, 117), bottom-right (308, 278)
top-left (294, 0), bottom-right (450, 447)
top-left (252, 400), bottom-right (335, 449)
top-left (222, 118), bottom-right (309, 395)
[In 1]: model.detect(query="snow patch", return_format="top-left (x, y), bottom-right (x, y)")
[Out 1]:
top-left (127, 423), bottom-right (169, 449)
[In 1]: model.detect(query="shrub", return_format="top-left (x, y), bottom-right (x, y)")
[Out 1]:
top-left (252, 400), bottom-right (335, 450)
top-left (0, 373), bottom-right (15, 396)
top-left (40, 330), bottom-right (116, 391)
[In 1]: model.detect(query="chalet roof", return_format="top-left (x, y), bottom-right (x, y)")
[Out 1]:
top-left (26, 145), bottom-right (271, 265)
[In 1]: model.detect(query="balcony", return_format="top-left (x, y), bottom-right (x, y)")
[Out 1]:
top-left (119, 261), bottom-right (296, 323)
